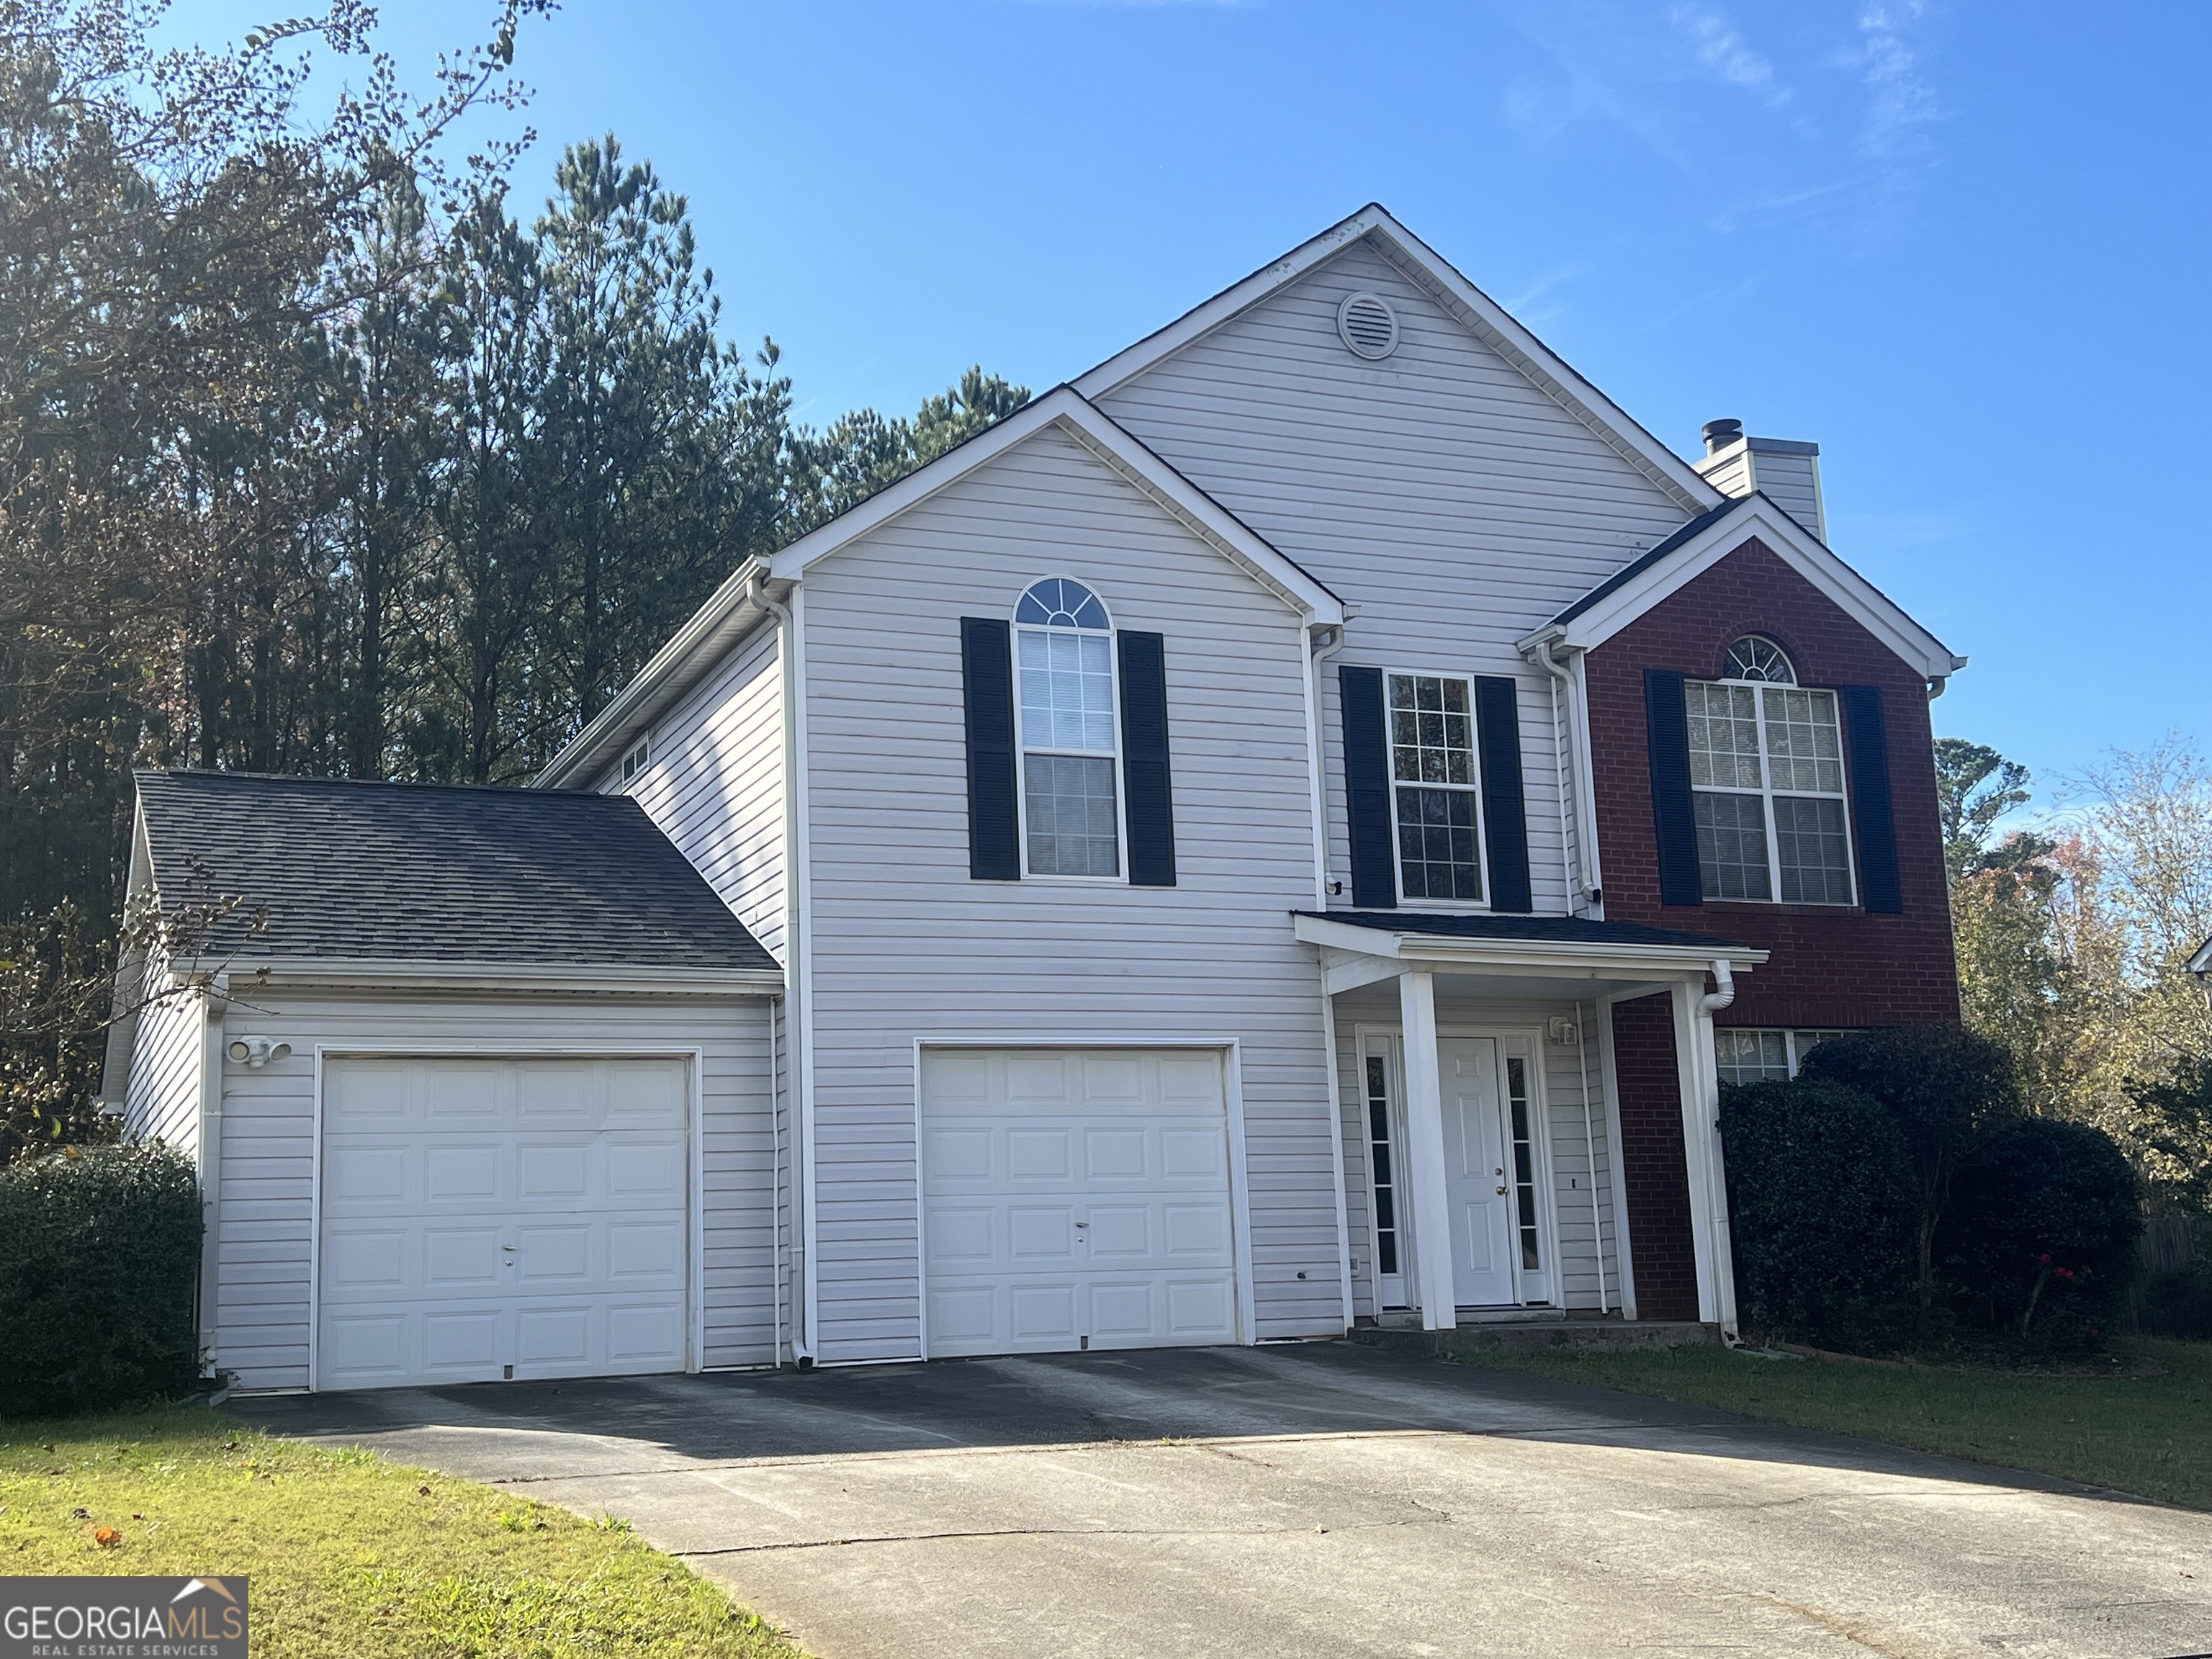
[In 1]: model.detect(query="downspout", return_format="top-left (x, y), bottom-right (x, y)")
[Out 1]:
top-left (1698, 958), bottom-right (1742, 1344)
top-left (748, 567), bottom-right (814, 1367)
top-left (1305, 622), bottom-right (1347, 907)
top-left (1532, 635), bottom-right (1604, 915)
top-left (1701, 958), bottom-right (1736, 1015)
top-left (768, 992), bottom-right (782, 1369)
top-left (1532, 639), bottom-right (1583, 915)
top-left (1305, 620), bottom-right (1357, 1330)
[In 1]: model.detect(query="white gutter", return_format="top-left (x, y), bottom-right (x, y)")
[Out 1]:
top-left (176, 959), bottom-right (783, 997)
top-left (536, 557), bottom-right (771, 790)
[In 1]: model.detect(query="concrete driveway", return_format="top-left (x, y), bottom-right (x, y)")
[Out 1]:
top-left (236, 1342), bottom-right (2212, 1659)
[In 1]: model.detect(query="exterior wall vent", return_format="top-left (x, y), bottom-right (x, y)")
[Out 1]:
top-left (1336, 292), bottom-right (1399, 360)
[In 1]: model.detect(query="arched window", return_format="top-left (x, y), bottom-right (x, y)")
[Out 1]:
top-left (1724, 635), bottom-right (1795, 683)
top-left (1683, 634), bottom-right (1853, 905)
top-left (1014, 579), bottom-right (1120, 876)
top-left (1015, 577), bottom-right (1110, 631)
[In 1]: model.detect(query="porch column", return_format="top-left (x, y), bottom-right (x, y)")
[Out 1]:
top-left (1668, 976), bottom-right (1740, 1336)
top-left (1398, 968), bottom-right (1457, 1331)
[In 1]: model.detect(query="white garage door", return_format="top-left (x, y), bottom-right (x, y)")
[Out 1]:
top-left (318, 1056), bottom-right (690, 1390)
top-left (920, 1048), bottom-right (1239, 1358)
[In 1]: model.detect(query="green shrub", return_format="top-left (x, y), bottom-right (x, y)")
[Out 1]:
top-left (0, 1143), bottom-right (204, 1416)
top-left (1721, 1078), bottom-right (1915, 1347)
top-left (1796, 1025), bottom-right (2021, 1326)
top-left (1941, 1116), bottom-right (2140, 1353)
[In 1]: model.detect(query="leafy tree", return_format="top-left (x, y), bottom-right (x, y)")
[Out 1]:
top-left (0, 4), bottom-right (1035, 1143)
top-left (1934, 737), bottom-right (2033, 884)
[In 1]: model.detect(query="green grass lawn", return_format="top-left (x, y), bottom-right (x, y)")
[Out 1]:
top-left (1456, 1336), bottom-right (2212, 1509)
top-left (0, 1406), bottom-right (802, 1658)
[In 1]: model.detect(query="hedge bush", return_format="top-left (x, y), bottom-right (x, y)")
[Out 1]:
top-left (0, 1143), bottom-right (204, 1417)
top-left (1720, 1077), bottom-right (1915, 1347)
top-left (1941, 1116), bottom-right (2141, 1352)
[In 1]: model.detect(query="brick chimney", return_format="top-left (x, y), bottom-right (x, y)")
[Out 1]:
top-left (1694, 419), bottom-right (1826, 543)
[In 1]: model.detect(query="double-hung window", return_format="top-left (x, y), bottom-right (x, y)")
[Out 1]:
top-left (1714, 1028), bottom-right (1851, 1085)
top-left (1388, 673), bottom-right (1487, 902)
top-left (1686, 637), bottom-right (1854, 904)
top-left (1015, 577), bottom-right (1120, 878)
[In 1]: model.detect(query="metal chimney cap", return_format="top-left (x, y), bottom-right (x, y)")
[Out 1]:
top-left (1701, 418), bottom-right (1744, 454)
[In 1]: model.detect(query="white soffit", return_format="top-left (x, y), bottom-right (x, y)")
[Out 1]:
top-left (1533, 497), bottom-right (1969, 683)
top-left (765, 387), bottom-right (1344, 625)
top-left (1073, 204), bottom-right (1725, 517)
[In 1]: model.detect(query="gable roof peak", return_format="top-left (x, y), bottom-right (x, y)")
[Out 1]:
top-left (1074, 205), bottom-right (1722, 516)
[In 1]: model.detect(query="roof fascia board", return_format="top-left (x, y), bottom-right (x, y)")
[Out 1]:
top-left (1292, 913), bottom-right (1768, 974)
top-left (766, 387), bottom-right (1341, 623)
top-left (1530, 498), bottom-right (1968, 680)
top-left (1074, 204), bottom-right (1721, 516)
top-left (537, 562), bottom-right (771, 789)
top-left (190, 958), bottom-right (783, 996)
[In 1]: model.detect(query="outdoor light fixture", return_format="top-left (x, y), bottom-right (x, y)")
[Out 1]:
top-left (225, 1036), bottom-right (292, 1068)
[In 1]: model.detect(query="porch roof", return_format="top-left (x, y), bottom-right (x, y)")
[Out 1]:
top-left (1292, 909), bottom-right (1768, 989)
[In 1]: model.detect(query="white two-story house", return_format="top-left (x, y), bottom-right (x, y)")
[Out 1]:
top-left (108, 206), bottom-right (1965, 1391)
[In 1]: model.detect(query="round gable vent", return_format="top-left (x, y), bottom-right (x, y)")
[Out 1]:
top-left (1336, 292), bottom-right (1399, 360)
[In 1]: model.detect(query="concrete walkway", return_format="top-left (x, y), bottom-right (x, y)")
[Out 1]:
top-left (235, 1342), bottom-right (2212, 1659)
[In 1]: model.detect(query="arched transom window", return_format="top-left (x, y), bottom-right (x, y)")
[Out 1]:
top-left (1684, 634), bottom-right (1853, 904)
top-left (1015, 578), bottom-right (1120, 877)
top-left (1724, 634), bottom-right (1795, 683)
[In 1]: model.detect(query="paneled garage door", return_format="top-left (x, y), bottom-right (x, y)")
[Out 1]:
top-left (920, 1048), bottom-right (1239, 1358)
top-left (318, 1056), bottom-right (690, 1390)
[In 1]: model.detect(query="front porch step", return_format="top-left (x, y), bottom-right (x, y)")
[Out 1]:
top-left (1345, 1320), bottom-right (1721, 1359)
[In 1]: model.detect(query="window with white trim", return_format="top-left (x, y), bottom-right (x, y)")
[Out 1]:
top-left (1686, 637), bottom-right (1853, 904)
top-left (1015, 577), bottom-right (1120, 878)
top-left (620, 735), bottom-right (652, 781)
top-left (1388, 673), bottom-right (1487, 902)
top-left (1714, 1028), bottom-right (1851, 1086)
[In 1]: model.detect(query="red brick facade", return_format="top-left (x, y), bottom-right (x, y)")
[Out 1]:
top-left (1609, 994), bottom-right (1699, 1321)
top-left (1588, 535), bottom-right (1961, 1315)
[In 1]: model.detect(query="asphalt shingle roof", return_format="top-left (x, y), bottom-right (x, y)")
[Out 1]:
top-left (135, 770), bottom-right (774, 972)
top-left (1549, 497), bottom-right (1750, 626)
top-left (1296, 910), bottom-right (1747, 951)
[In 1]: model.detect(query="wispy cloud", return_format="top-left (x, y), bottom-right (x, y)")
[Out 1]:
top-left (1670, 4), bottom-right (1789, 107)
top-left (1495, 2), bottom-right (1795, 171)
top-left (1854, 1), bottom-right (1939, 159)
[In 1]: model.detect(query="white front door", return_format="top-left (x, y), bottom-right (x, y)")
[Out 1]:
top-left (1439, 1038), bottom-right (1518, 1307)
top-left (920, 1048), bottom-right (1239, 1357)
top-left (318, 1056), bottom-right (690, 1390)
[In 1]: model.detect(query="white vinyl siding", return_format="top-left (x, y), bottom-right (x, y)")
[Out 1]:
top-left (207, 992), bottom-right (773, 1393)
top-left (799, 423), bottom-right (1337, 1362)
top-left (1332, 988), bottom-right (1622, 1319)
top-left (1096, 238), bottom-right (1695, 915)
top-left (123, 946), bottom-right (202, 1157)
top-left (608, 618), bottom-right (787, 963)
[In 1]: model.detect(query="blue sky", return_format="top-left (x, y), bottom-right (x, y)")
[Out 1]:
top-left (166, 0), bottom-right (2210, 794)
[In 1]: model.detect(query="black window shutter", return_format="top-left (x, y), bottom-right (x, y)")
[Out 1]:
top-left (1118, 630), bottom-right (1177, 887)
top-left (1473, 676), bottom-right (1534, 913)
top-left (1645, 668), bottom-right (1701, 907)
top-left (960, 617), bottom-right (1019, 880)
top-left (1339, 665), bottom-right (1396, 909)
top-left (1840, 684), bottom-right (1902, 913)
